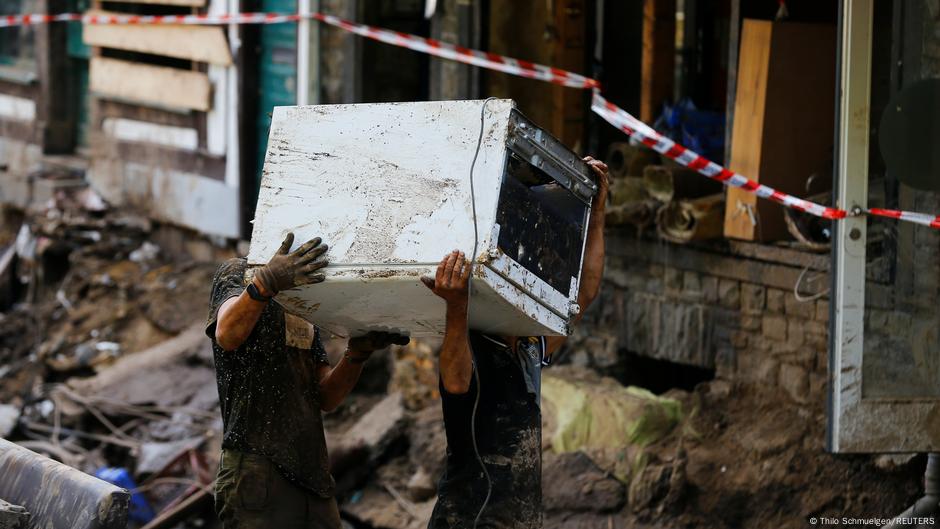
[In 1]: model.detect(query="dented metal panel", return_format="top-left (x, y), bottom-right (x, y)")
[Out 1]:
top-left (249, 100), bottom-right (593, 338)
top-left (0, 438), bottom-right (129, 529)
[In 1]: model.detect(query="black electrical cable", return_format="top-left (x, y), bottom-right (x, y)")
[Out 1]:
top-left (468, 97), bottom-right (497, 529)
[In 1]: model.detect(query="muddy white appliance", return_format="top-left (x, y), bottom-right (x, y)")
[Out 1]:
top-left (247, 99), bottom-right (597, 338)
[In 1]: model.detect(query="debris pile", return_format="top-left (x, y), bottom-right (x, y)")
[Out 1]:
top-left (0, 189), bottom-right (224, 528)
top-left (604, 142), bottom-right (725, 244)
top-left (0, 187), bottom-right (927, 529)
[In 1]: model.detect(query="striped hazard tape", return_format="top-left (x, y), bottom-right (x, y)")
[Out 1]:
top-left (1, 10), bottom-right (938, 228)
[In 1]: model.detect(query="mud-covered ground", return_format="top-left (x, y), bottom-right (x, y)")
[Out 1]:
top-left (0, 203), bottom-right (927, 529)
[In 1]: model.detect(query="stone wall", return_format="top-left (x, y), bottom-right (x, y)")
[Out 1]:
top-left (569, 230), bottom-right (831, 403)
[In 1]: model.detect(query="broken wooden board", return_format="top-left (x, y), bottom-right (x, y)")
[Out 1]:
top-left (90, 57), bottom-right (211, 112)
top-left (84, 11), bottom-right (232, 66)
top-left (139, 488), bottom-right (211, 529)
top-left (67, 323), bottom-right (206, 400)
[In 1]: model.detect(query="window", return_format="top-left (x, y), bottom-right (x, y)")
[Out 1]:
top-left (0, 0), bottom-right (41, 72)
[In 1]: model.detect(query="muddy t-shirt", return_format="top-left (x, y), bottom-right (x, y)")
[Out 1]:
top-left (205, 258), bottom-right (335, 497)
top-left (429, 332), bottom-right (545, 529)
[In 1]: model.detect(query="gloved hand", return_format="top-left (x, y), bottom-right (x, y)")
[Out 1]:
top-left (255, 232), bottom-right (329, 295)
top-left (347, 331), bottom-right (411, 359)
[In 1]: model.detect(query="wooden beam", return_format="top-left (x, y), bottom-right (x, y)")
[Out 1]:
top-left (139, 488), bottom-right (211, 529)
top-left (723, 20), bottom-right (771, 240)
top-left (90, 57), bottom-right (211, 112)
top-left (83, 11), bottom-right (232, 66)
top-left (551, 0), bottom-right (587, 150)
top-left (640, 0), bottom-right (676, 123)
top-left (36, 0), bottom-right (74, 153)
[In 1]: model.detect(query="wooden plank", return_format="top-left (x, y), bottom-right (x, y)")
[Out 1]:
top-left (723, 19), bottom-right (771, 240)
top-left (102, 118), bottom-right (198, 151)
top-left (102, 0), bottom-right (205, 6)
top-left (98, 99), bottom-right (198, 131)
top-left (551, 0), bottom-right (586, 150)
top-left (139, 488), bottom-right (212, 529)
top-left (640, 0), bottom-right (676, 123)
top-left (83, 11), bottom-right (232, 66)
top-left (90, 57), bottom-right (211, 112)
top-left (724, 0), bottom-right (741, 164)
top-left (723, 20), bottom-right (836, 242)
top-left (0, 94), bottom-right (36, 122)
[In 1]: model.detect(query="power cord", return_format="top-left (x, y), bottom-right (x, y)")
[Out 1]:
top-left (468, 97), bottom-right (497, 529)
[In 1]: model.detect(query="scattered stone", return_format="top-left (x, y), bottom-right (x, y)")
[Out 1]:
top-left (405, 467), bottom-right (436, 502)
top-left (334, 393), bottom-right (408, 494)
top-left (629, 462), bottom-right (671, 513)
top-left (0, 498), bottom-right (29, 529)
top-left (542, 451), bottom-right (625, 513)
top-left (659, 447), bottom-right (687, 513)
top-left (874, 454), bottom-right (917, 472)
top-left (703, 379), bottom-right (733, 400)
top-left (407, 404), bottom-right (446, 482)
top-left (343, 392), bottom-right (407, 456)
top-left (0, 405), bottom-right (19, 438)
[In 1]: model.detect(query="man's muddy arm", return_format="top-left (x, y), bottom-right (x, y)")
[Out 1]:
top-left (319, 331), bottom-right (409, 412)
top-left (439, 302), bottom-right (473, 394)
top-left (317, 357), bottom-right (365, 412)
top-left (215, 276), bottom-right (272, 351)
top-left (424, 251), bottom-right (474, 395)
top-left (216, 232), bottom-right (329, 351)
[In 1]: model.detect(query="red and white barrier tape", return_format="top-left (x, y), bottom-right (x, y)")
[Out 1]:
top-left (0, 13), bottom-right (301, 27)
top-left (1, 11), bottom-right (938, 228)
top-left (865, 208), bottom-right (940, 228)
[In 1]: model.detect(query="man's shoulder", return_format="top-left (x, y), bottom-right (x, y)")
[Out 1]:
top-left (214, 257), bottom-right (248, 283)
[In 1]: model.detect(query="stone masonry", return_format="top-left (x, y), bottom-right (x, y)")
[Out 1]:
top-left (569, 230), bottom-right (831, 404)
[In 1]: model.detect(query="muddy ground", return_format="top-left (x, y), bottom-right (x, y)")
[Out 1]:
top-left (0, 202), bottom-right (926, 529)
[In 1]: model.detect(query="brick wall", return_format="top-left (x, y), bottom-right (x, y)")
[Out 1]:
top-left (568, 230), bottom-right (831, 403)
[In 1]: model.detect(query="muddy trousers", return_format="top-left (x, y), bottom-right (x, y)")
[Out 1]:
top-left (215, 449), bottom-right (342, 529)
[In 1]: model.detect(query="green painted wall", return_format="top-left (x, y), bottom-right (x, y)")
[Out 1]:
top-left (255, 0), bottom-right (299, 188)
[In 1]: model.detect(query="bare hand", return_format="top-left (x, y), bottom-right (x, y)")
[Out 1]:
top-left (255, 232), bottom-right (329, 295)
top-left (584, 156), bottom-right (610, 213)
top-left (421, 250), bottom-right (471, 309)
top-left (348, 331), bottom-right (410, 354)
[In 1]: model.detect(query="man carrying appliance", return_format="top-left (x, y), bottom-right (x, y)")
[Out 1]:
top-left (206, 232), bottom-right (408, 529)
top-left (422, 156), bottom-right (609, 528)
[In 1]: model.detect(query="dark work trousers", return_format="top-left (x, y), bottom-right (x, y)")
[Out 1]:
top-left (215, 449), bottom-right (343, 529)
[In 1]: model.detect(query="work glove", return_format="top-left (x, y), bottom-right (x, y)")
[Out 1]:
top-left (255, 232), bottom-right (329, 295)
top-left (346, 331), bottom-right (411, 362)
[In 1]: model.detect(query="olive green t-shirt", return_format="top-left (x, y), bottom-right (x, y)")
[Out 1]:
top-left (205, 258), bottom-right (335, 497)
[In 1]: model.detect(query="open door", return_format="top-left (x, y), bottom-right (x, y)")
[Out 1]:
top-left (829, 0), bottom-right (940, 453)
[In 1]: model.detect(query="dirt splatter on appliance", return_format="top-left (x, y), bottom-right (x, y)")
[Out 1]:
top-left (248, 99), bottom-right (597, 337)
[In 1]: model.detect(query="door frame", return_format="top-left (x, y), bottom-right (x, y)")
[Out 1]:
top-left (828, 0), bottom-right (940, 454)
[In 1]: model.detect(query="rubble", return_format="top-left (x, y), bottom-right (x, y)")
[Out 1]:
top-left (0, 499), bottom-right (29, 529)
top-left (542, 452), bottom-right (625, 513)
top-left (0, 186), bottom-right (928, 529)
